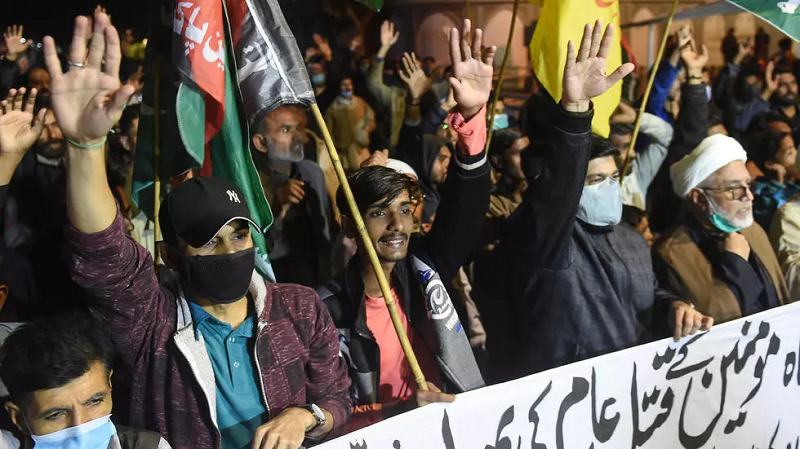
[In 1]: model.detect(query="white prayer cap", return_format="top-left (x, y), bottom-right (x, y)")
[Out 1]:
top-left (670, 134), bottom-right (748, 198)
top-left (386, 158), bottom-right (418, 180)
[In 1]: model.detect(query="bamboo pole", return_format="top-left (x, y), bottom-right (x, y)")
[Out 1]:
top-left (310, 103), bottom-right (428, 391)
top-left (485, 0), bottom-right (521, 152)
top-left (153, 57), bottom-right (162, 265)
top-left (465, 0), bottom-right (473, 23)
top-left (620, 0), bottom-right (679, 185)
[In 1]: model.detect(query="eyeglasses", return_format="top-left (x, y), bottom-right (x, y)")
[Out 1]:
top-left (701, 184), bottom-right (751, 201)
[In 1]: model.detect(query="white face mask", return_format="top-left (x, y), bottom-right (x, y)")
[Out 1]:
top-left (29, 414), bottom-right (116, 449)
top-left (577, 177), bottom-right (623, 227)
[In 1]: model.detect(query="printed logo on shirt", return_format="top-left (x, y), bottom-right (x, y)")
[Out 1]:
top-left (424, 279), bottom-right (459, 331)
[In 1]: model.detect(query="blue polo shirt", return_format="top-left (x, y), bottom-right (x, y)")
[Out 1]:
top-left (189, 302), bottom-right (266, 449)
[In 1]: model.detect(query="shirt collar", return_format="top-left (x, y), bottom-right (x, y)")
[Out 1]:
top-left (187, 301), bottom-right (256, 340)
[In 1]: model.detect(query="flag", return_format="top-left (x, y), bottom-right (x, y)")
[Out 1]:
top-left (529, 0), bottom-right (623, 137)
top-left (726, 0), bottom-right (800, 41)
top-left (133, 0), bottom-right (317, 281)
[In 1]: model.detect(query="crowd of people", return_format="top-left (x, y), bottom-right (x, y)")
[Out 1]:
top-left (0, 6), bottom-right (798, 449)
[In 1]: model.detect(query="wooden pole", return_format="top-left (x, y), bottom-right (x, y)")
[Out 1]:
top-left (310, 103), bottom-right (428, 391)
top-left (485, 0), bottom-right (521, 152)
top-left (153, 57), bottom-right (162, 264)
top-left (620, 0), bottom-right (679, 184)
top-left (465, 0), bottom-right (473, 23)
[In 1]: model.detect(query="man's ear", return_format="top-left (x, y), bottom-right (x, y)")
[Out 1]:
top-left (5, 401), bottom-right (25, 435)
top-left (157, 242), bottom-right (179, 270)
top-left (252, 134), bottom-right (268, 154)
top-left (688, 188), bottom-right (709, 213)
top-left (339, 215), bottom-right (358, 238)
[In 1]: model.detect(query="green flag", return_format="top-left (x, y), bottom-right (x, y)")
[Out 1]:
top-left (356, 0), bottom-right (384, 11)
top-left (727, 0), bottom-right (800, 41)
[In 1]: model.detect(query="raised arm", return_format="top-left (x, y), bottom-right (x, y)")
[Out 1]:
top-left (423, 19), bottom-right (495, 280)
top-left (44, 14), bottom-right (134, 233)
top-left (667, 39), bottom-right (709, 164)
top-left (507, 21), bottom-right (634, 271)
top-left (366, 21), bottom-right (405, 108)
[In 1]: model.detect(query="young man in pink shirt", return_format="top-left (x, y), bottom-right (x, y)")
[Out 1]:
top-left (317, 19), bottom-right (493, 430)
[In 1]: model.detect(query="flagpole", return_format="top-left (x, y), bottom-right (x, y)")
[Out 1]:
top-left (310, 103), bottom-right (429, 392)
top-left (153, 57), bottom-right (162, 265)
top-left (485, 0), bottom-right (521, 152)
top-left (620, 0), bottom-right (679, 185)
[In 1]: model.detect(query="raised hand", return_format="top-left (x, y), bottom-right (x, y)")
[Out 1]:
top-left (380, 20), bottom-right (399, 49)
top-left (448, 19), bottom-right (496, 120)
top-left (765, 61), bottom-right (778, 95)
top-left (681, 39), bottom-right (708, 79)
top-left (399, 52), bottom-right (433, 101)
top-left (0, 88), bottom-right (46, 182)
top-left (3, 25), bottom-right (31, 60)
top-left (609, 101), bottom-right (637, 125)
top-left (313, 33), bottom-right (332, 61)
top-left (562, 20), bottom-right (634, 113)
top-left (43, 13), bottom-right (135, 147)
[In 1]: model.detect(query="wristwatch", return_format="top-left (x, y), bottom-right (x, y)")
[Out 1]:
top-left (301, 404), bottom-right (326, 432)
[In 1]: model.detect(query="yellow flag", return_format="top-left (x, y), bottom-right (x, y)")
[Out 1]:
top-left (530, 0), bottom-right (621, 137)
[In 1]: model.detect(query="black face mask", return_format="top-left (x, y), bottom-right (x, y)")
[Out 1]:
top-left (180, 247), bottom-right (256, 304)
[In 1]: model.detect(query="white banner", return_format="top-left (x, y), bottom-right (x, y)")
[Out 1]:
top-left (319, 302), bottom-right (800, 449)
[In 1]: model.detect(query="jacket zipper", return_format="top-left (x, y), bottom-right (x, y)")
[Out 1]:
top-left (253, 327), bottom-right (272, 420)
top-left (173, 333), bottom-right (223, 446)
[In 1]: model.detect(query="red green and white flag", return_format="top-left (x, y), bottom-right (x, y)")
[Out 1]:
top-left (134, 0), bottom-right (316, 280)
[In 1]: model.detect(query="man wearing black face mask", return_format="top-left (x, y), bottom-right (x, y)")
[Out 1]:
top-left (54, 13), bottom-right (351, 449)
top-left (482, 21), bottom-right (713, 383)
top-left (252, 104), bottom-right (336, 287)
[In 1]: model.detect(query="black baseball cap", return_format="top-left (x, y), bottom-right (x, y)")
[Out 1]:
top-left (159, 177), bottom-right (262, 248)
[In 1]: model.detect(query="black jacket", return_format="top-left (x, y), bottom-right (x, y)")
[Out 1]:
top-left (478, 104), bottom-right (680, 382)
top-left (318, 144), bottom-right (491, 404)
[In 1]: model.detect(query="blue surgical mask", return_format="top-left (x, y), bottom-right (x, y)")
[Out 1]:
top-left (704, 192), bottom-right (742, 233)
top-left (340, 90), bottom-right (353, 99)
top-left (30, 414), bottom-right (117, 449)
top-left (577, 177), bottom-right (622, 227)
top-left (492, 113), bottom-right (509, 131)
top-left (311, 73), bottom-right (326, 87)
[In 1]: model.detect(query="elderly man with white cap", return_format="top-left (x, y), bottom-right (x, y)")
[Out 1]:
top-left (655, 134), bottom-right (790, 323)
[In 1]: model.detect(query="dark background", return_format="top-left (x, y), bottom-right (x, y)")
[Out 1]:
top-left (2, 0), bottom-right (399, 57)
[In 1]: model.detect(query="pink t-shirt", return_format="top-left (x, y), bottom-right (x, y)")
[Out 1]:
top-left (365, 288), bottom-right (441, 402)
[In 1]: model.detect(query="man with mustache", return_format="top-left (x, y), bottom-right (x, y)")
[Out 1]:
top-left (655, 134), bottom-right (792, 323)
top-left (252, 104), bottom-right (336, 287)
top-left (317, 19), bottom-right (493, 431)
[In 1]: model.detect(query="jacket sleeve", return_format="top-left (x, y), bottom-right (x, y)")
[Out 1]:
top-left (504, 104), bottom-right (593, 272)
top-left (714, 62), bottom-right (741, 108)
top-left (67, 206), bottom-right (166, 364)
top-left (366, 58), bottom-right (404, 110)
top-left (646, 60), bottom-right (680, 123)
top-left (770, 200), bottom-right (800, 300)
top-left (734, 97), bottom-right (771, 133)
top-left (635, 113), bottom-right (673, 195)
top-left (423, 107), bottom-right (491, 282)
top-left (668, 83), bottom-right (710, 165)
top-left (305, 290), bottom-right (353, 438)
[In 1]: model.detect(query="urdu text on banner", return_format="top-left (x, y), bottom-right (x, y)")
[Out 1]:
top-left (318, 301), bottom-right (800, 448)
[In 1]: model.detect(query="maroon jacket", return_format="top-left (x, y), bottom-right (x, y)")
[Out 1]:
top-left (68, 210), bottom-right (351, 449)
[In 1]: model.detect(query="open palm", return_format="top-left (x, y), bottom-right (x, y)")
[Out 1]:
top-left (44, 13), bottom-right (134, 145)
top-left (449, 19), bottom-right (496, 119)
top-left (562, 21), bottom-right (634, 112)
top-left (0, 88), bottom-right (46, 157)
